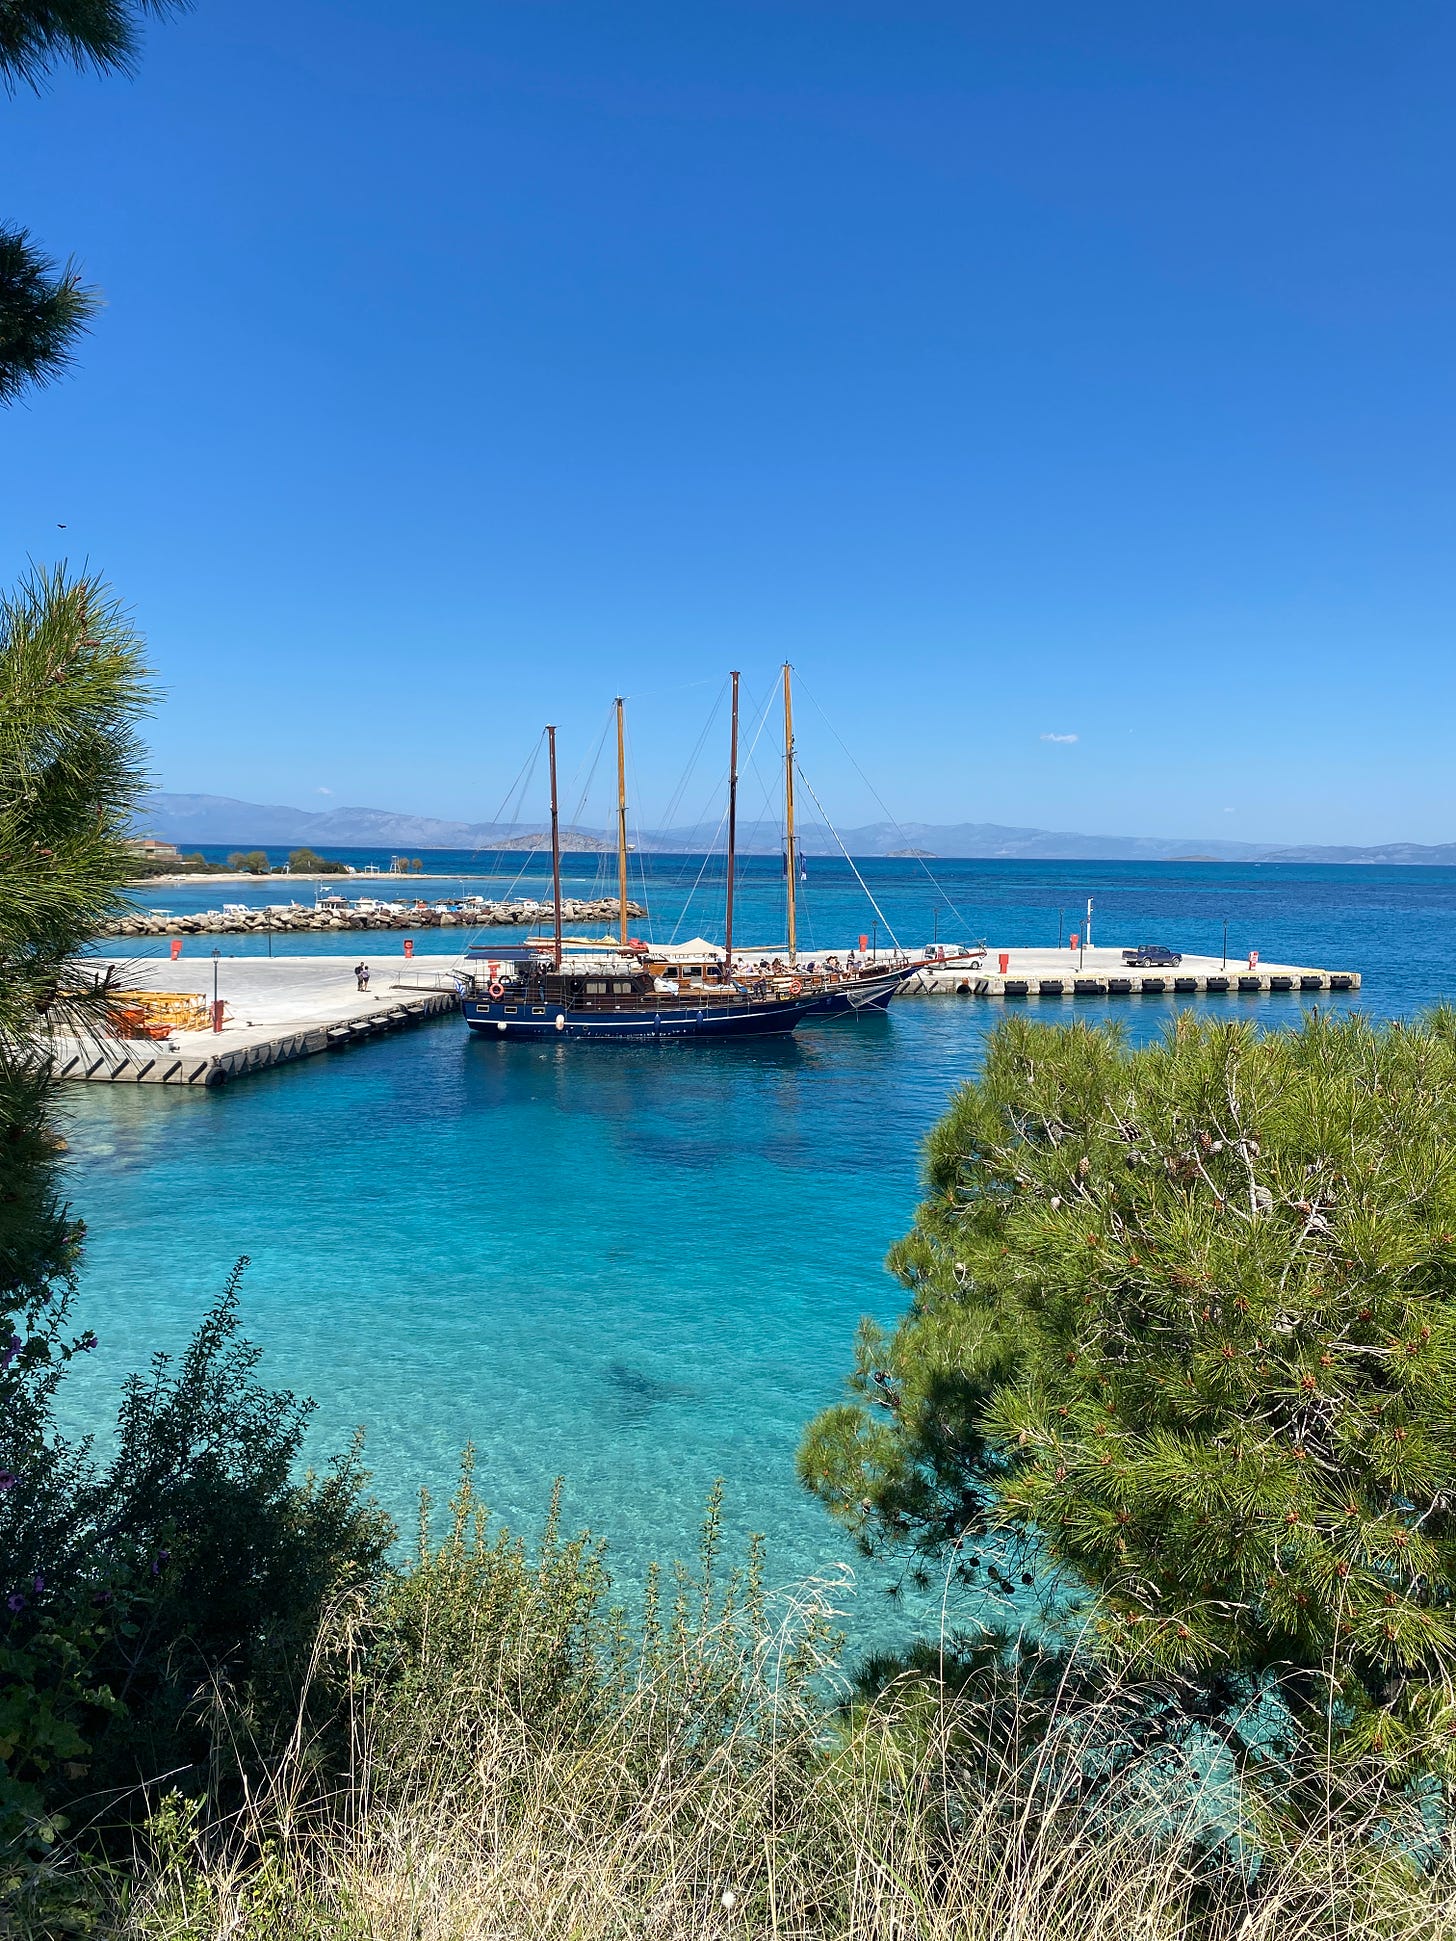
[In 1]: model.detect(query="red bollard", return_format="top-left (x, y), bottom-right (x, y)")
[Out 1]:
top-left (170, 938), bottom-right (182, 961)
top-left (1070, 933), bottom-right (1079, 952)
top-left (211, 999), bottom-right (225, 1034)
top-left (403, 938), bottom-right (414, 959)
top-left (859, 934), bottom-right (869, 952)
top-left (998, 952), bottom-right (1009, 974)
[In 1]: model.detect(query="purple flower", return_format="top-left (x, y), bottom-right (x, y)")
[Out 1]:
top-left (6, 1593), bottom-right (25, 1613)
top-left (32, 1575), bottom-right (44, 1595)
top-left (79, 1332), bottom-right (98, 1353)
top-left (157, 1549), bottom-right (171, 1565)
top-left (2, 1335), bottom-right (21, 1369)
top-left (0, 1472), bottom-right (17, 1493)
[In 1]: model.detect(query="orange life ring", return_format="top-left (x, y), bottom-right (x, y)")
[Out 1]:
top-left (789, 977), bottom-right (803, 996)
top-left (488, 981), bottom-right (505, 1000)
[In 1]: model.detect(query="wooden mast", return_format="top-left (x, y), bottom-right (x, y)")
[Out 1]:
top-left (783, 661), bottom-right (798, 965)
top-left (724, 670), bottom-right (739, 978)
top-left (615, 696), bottom-right (630, 947)
top-left (546, 724), bottom-right (563, 971)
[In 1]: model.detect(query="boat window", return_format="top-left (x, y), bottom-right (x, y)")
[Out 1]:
top-left (531, 1007), bottom-right (545, 1016)
top-left (504, 1006), bottom-right (517, 1015)
top-left (585, 980), bottom-right (606, 994)
top-left (613, 982), bottom-right (632, 994)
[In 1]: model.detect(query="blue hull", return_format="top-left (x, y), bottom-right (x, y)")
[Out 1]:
top-left (462, 995), bottom-right (809, 1041)
top-left (804, 967), bottom-right (916, 1018)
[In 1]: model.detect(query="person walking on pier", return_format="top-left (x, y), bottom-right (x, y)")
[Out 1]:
top-left (354, 960), bottom-right (369, 992)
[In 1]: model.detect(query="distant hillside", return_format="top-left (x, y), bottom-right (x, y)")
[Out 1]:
top-left (131, 793), bottom-right (1456, 865)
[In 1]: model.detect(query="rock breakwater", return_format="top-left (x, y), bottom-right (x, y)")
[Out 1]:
top-left (101, 897), bottom-right (647, 939)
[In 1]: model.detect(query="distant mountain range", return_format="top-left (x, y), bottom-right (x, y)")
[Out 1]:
top-left (132, 792), bottom-right (1456, 867)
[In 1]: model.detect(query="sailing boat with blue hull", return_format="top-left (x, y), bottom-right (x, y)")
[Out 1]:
top-left (458, 678), bottom-right (830, 1043)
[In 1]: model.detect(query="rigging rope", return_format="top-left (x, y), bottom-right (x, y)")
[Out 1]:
top-left (793, 759), bottom-right (903, 953)
top-left (459, 732), bottom-right (547, 952)
top-left (795, 673), bottom-right (977, 938)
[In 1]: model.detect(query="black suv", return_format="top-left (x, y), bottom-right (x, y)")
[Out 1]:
top-left (1122, 945), bottom-right (1183, 967)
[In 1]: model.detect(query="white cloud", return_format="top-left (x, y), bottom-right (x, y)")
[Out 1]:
top-left (1040, 732), bottom-right (1078, 744)
top-left (315, 785), bottom-right (334, 795)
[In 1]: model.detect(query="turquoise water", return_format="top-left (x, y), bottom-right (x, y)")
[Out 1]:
top-left (64, 861), bottom-right (1456, 1640)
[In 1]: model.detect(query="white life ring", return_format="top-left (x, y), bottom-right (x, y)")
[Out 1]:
top-left (488, 981), bottom-right (505, 1000)
top-left (789, 977), bottom-right (803, 996)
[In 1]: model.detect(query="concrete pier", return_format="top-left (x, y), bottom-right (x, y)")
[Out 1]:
top-left (898, 945), bottom-right (1359, 998)
top-left (53, 957), bottom-right (461, 1087)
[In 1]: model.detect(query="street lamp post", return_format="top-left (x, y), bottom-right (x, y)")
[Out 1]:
top-left (211, 947), bottom-right (221, 1033)
top-left (1222, 919), bottom-right (1229, 969)
top-left (1057, 908), bottom-right (1064, 950)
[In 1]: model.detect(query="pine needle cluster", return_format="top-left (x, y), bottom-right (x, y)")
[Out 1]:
top-left (0, 563), bottom-right (154, 1051)
top-left (0, 0), bottom-right (189, 94)
top-left (800, 1009), bottom-right (1456, 1781)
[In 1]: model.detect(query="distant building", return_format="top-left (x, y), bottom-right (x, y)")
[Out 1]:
top-left (124, 837), bottom-right (182, 860)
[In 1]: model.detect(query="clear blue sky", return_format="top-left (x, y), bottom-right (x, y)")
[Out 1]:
top-left (3, 1), bottom-right (1452, 842)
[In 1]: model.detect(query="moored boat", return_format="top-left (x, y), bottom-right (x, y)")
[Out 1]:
top-left (457, 940), bottom-right (823, 1040)
top-left (457, 669), bottom-right (928, 1044)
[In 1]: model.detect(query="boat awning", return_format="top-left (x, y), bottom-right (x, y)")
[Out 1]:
top-left (463, 942), bottom-right (552, 963)
top-left (645, 937), bottom-right (725, 962)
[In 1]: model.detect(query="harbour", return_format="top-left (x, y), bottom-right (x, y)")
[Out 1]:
top-left (59, 856), bottom-right (1433, 1605)
top-left (59, 931), bottom-right (1361, 1086)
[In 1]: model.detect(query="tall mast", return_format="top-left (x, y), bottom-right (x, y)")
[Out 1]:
top-left (783, 661), bottom-right (798, 966)
top-left (724, 670), bottom-right (739, 977)
top-left (615, 696), bottom-right (630, 947)
top-left (546, 724), bottom-right (563, 971)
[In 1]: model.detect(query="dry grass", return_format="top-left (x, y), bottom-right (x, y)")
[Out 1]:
top-left (36, 1472), bottom-right (1456, 1941)
top-left (118, 1621), bottom-right (1454, 1940)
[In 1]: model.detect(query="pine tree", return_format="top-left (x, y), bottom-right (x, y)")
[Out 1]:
top-left (800, 1010), bottom-right (1456, 1783)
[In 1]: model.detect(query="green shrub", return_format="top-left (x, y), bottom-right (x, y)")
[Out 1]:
top-left (1, 1258), bottom-right (393, 1882)
top-left (801, 1010), bottom-right (1456, 1791)
top-left (286, 849), bottom-right (346, 876)
top-left (226, 852), bottom-right (270, 875)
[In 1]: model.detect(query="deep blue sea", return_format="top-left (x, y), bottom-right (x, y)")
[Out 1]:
top-left (63, 857), bottom-right (1456, 1644)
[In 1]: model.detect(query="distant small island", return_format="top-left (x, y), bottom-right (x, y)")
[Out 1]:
top-left (887, 847), bottom-right (936, 858)
top-left (495, 831), bottom-right (611, 852)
